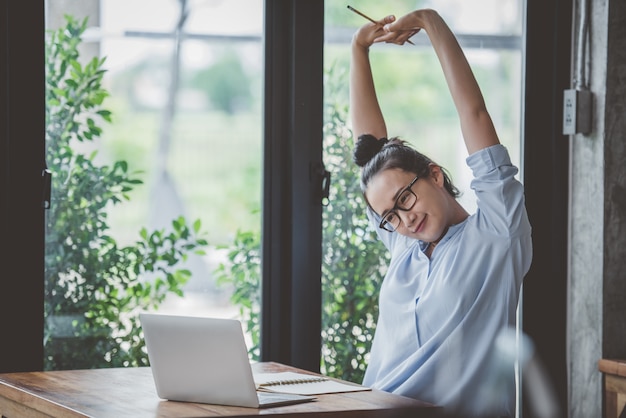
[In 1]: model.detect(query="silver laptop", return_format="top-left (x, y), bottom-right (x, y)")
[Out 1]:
top-left (139, 312), bottom-right (315, 408)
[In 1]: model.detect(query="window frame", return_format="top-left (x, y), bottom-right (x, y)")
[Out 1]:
top-left (261, 0), bottom-right (324, 372)
top-left (0, 1), bottom-right (46, 372)
top-left (520, 0), bottom-right (571, 412)
top-left (0, 6), bottom-right (571, 415)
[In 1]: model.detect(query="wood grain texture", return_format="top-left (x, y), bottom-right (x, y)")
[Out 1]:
top-left (0, 362), bottom-right (440, 418)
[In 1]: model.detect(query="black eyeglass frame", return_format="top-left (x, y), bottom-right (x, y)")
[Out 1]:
top-left (378, 175), bottom-right (420, 232)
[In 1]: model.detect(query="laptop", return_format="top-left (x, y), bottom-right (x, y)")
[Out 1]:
top-left (139, 312), bottom-right (316, 408)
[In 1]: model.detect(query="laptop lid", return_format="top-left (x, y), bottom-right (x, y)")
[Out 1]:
top-left (139, 313), bottom-right (314, 408)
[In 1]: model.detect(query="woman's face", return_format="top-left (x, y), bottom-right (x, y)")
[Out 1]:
top-left (365, 167), bottom-right (452, 243)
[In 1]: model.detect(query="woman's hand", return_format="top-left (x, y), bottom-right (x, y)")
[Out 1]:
top-left (352, 15), bottom-right (398, 50)
top-left (378, 9), bottom-right (437, 46)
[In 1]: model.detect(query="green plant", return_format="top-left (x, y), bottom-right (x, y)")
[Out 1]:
top-left (44, 15), bottom-right (208, 370)
top-left (214, 64), bottom-right (389, 383)
top-left (319, 63), bottom-right (389, 383)
top-left (214, 228), bottom-right (262, 360)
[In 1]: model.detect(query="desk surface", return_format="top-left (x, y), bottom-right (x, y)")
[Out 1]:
top-left (0, 362), bottom-right (440, 418)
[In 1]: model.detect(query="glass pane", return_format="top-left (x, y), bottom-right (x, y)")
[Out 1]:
top-left (44, 0), bottom-right (263, 370)
top-left (322, 0), bottom-right (523, 383)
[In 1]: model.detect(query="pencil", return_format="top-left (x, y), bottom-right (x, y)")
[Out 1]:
top-left (347, 5), bottom-right (415, 45)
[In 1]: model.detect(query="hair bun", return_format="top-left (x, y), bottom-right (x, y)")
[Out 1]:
top-left (353, 135), bottom-right (388, 167)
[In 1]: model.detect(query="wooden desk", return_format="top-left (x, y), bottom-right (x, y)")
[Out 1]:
top-left (598, 358), bottom-right (626, 418)
top-left (0, 362), bottom-right (440, 417)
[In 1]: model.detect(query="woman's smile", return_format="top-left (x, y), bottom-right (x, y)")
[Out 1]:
top-left (415, 215), bottom-right (427, 233)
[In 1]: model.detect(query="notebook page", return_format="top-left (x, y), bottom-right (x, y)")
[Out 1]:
top-left (253, 371), bottom-right (371, 395)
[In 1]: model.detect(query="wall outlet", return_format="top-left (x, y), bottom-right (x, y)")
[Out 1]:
top-left (563, 88), bottom-right (592, 135)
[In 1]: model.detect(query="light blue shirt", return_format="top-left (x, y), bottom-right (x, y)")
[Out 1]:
top-left (362, 144), bottom-right (532, 417)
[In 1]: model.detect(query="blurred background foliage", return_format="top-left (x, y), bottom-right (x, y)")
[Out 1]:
top-left (44, 16), bottom-right (209, 370)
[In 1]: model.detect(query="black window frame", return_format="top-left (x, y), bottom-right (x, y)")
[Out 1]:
top-left (261, 0), bottom-right (324, 372)
top-left (1, 1), bottom-right (46, 373)
top-left (521, 0), bottom-right (571, 413)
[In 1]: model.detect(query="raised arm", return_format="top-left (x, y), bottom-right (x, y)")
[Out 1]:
top-left (349, 16), bottom-right (397, 141)
top-left (376, 9), bottom-right (500, 154)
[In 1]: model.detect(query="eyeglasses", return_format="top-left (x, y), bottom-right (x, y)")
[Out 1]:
top-left (379, 176), bottom-right (420, 232)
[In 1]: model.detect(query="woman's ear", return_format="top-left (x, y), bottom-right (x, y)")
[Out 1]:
top-left (428, 163), bottom-right (444, 186)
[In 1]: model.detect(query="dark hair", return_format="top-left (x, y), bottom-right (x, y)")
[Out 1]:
top-left (353, 134), bottom-right (460, 198)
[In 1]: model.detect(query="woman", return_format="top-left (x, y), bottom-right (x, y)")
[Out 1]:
top-left (349, 9), bottom-right (532, 417)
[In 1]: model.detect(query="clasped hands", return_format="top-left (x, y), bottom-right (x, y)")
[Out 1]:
top-left (353, 9), bottom-right (436, 49)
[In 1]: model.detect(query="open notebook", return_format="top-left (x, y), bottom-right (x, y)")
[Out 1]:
top-left (139, 313), bottom-right (315, 408)
top-left (254, 371), bottom-right (371, 395)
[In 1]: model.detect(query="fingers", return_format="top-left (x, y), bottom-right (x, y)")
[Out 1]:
top-left (355, 11), bottom-right (420, 47)
top-left (354, 23), bottom-right (385, 48)
top-left (379, 15), bottom-right (396, 25)
top-left (378, 18), bottom-right (421, 45)
top-left (373, 27), bottom-right (420, 46)
top-left (383, 10), bottom-right (423, 34)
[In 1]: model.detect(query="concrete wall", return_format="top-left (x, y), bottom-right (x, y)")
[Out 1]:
top-left (568, 0), bottom-right (626, 416)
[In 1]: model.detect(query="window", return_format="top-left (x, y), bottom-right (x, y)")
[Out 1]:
top-left (321, 0), bottom-right (524, 384)
top-left (44, 0), bottom-right (264, 369)
top-left (42, 0), bottom-right (523, 374)
top-left (3, 6), bottom-right (569, 411)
